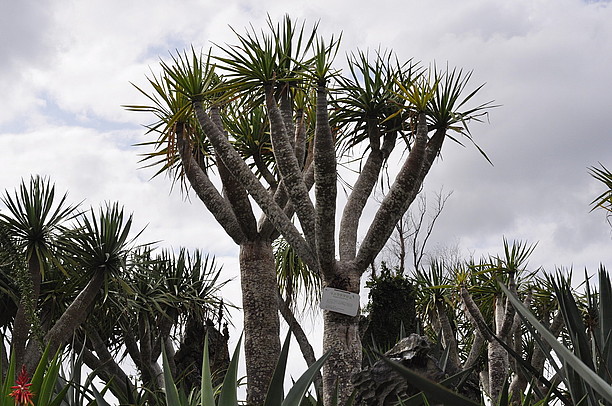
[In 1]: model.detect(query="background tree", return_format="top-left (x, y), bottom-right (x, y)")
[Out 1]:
top-left (0, 176), bottom-right (78, 369)
top-left (129, 16), bottom-right (493, 404)
top-left (127, 18), bottom-right (321, 403)
top-left (0, 177), bottom-right (229, 404)
top-left (407, 241), bottom-right (576, 404)
top-left (381, 189), bottom-right (453, 274)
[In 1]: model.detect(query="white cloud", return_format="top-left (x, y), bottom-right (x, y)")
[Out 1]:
top-left (1, 0), bottom-right (611, 389)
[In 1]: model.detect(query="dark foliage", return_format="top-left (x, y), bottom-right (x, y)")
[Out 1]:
top-left (361, 263), bottom-right (417, 357)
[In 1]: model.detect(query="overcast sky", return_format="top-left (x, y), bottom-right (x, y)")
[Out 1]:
top-left (1, 0), bottom-right (611, 383)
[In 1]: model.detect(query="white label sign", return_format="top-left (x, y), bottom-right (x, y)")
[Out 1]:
top-left (320, 287), bottom-right (360, 316)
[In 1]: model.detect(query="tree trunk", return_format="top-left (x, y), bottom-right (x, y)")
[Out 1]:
top-left (26, 268), bottom-right (106, 370)
top-left (322, 264), bottom-right (362, 406)
top-left (487, 339), bottom-right (508, 403)
top-left (240, 239), bottom-right (280, 405)
top-left (14, 255), bottom-right (42, 370)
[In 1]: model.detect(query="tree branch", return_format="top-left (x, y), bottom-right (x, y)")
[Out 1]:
top-left (194, 102), bottom-right (317, 271)
top-left (279, 85), bottom-right (296, 149)
top-left (83, 331), bottom-right (133, 397)
top-left (176, 127), bottom-right (247, 245)
top-left (313, 84), bottom-right (337, 271)
top-left (463, 330), bottom-right (485, 371)
top-left (293, 109), bottom-right (307, 169)
top-left (265, 85), bottom-right (317, 252)
top-left (339, 148), bottom-right (384, 262)
top-left (460, 284), bottom-right (493, 342)
top-left (29, 269), bottom-right (106, 370)
top-left (339, 119), bottom-right (391, 262)
top-left (210, 107), bottom-right (259, 239)
top-left (354, 113), bottom-right (430, 272)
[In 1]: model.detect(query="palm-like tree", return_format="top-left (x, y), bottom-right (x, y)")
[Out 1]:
top-left (31, 203), bottom-right (137, 366)
top-left (127, 15), bottom-right (493, 404)
top-left (1, 178), bottom-right (230, 403)
top-left (127, 17), bottom-right (323, 404)
top-left (77, 247), bottom-right (228, 403)
top-left (0, 177), bottom-right (142, 372)
top-left (0, 176), bottom-right (78, 369)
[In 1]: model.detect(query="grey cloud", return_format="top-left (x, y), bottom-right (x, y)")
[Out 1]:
top-left (0, 0), bottom-right (55, 73)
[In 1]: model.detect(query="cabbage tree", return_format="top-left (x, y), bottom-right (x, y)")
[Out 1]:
top-left (128, 15), bottom-right (492, 404)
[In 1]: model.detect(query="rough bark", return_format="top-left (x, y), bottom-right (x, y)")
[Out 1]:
top-left (265, 85), bottom-right (317, 251)
top-left (354, 113), bottom-right (430, 272)
top-left (14, 255), bottom-right (42, 370)
top-left (27, 268), bottom-right (106, 370)
top-left (177, 105), bottom-right (289, 402)
top-left (279, 86), bottom-right (296, 145)
top-left (240, 239), bottom-right (280, 405)
top-left (210, 108), bottom-right (259, 240)
top-left (319, 113), bottom-right (448, 403)
top-left (176, 128), bottom-right (247, 244)
top-left (487, 338), bottom-right (508, 403)
top-left (321, 262), bottom-right (362, 406)
top-left (313, 84), bottom-right (337, 273)
top-left (463, 330), bottom-right (485, 371)
top-left (293, 110), bottom-right (307, 168)
top-left (194, 103), bottom-right (317, 270)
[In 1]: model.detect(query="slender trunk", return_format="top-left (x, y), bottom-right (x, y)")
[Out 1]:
top-left (14, 255), bottom-right (42, 369)
top-left (164, 337), bottom-right (177, 379)
top-left (487, 339), bottom-right (508, 403)
top-left (277, 291), bottom-right (323, 398)
top-left (240, 239), bottom-right (280, 405)
top-left (124, 332), bottom-right (160, 392)
top-left (313, 84), bottom-right (337, 272)
top-left (322, 263), bottom-right (361, 406)
top-left (293, 110), bottom-right (307, 168)
top-left (13, 307), bottom-right (29, 368)
top-left (1, 338), bottom-right (8, 377)
top-left (77, 334), bottom-right (133, 398)
top-left (139, 317), bottom-right (157, 388)
top-left (463, 330), bottom-right (485, 371)
top-left (509, 291), bottom-right (531, 402)
top-left (488, 296), bottom-right (509, 403)
top-left (28, 269), bottom-right (106, 370)
top-left (397, 221), bottom-right (406, 275)
top-left (435, 300), bottom-right (460, 371)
